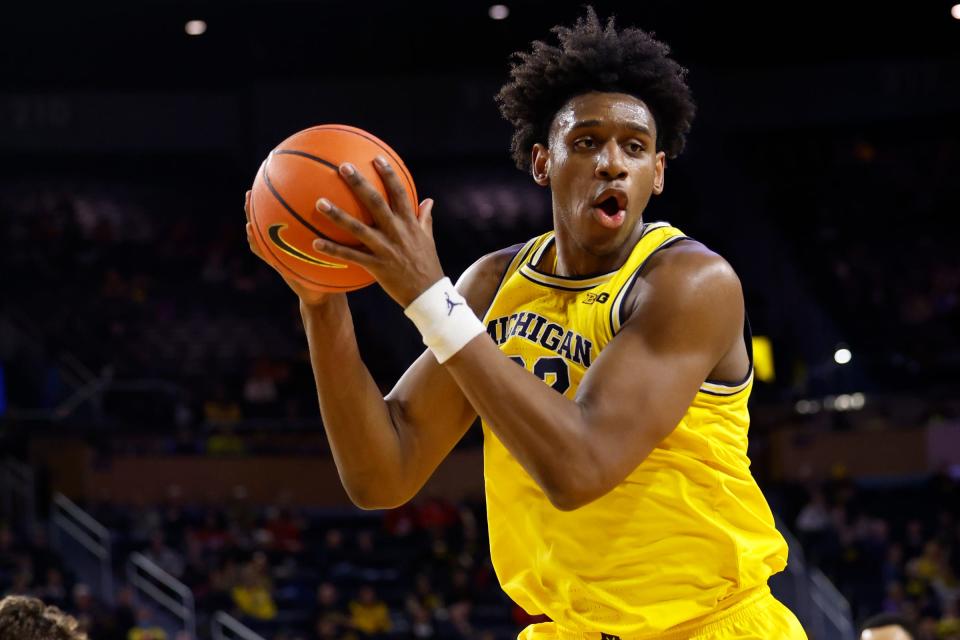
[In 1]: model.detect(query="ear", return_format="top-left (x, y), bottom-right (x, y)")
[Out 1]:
top-left (652, 151), bottom-right (666, 195)
top-left (531, 143), bottom-right (550, 186)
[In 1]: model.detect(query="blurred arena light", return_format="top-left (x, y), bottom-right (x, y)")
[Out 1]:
top-left (952, 4), bottom-right (960, 19)
top-left (794, 399), bottom-right (820, 415)
top-left (849, 392), bottom-right (865, 409)
top-left (794, 393), bottom-right (866, 414)
top-left (184, 19), bottom-right (207, 36)
top-left (834, 347), bottom-right (852, 365)
top-left (488, 4), bottom-right (510, 20)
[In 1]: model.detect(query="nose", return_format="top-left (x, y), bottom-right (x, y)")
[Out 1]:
top-left (595, 140), bottom-right (628, 180)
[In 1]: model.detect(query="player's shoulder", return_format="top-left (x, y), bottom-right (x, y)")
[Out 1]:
top-left (454, 243), bottom-right (526, 315)
top-left (647, 238), bottom-right (740, 286)
top-left (626, 238), bottom-right (743, 320)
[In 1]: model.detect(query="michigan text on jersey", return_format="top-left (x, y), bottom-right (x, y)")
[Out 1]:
top-left (486, 312), bottom-right (593, 367)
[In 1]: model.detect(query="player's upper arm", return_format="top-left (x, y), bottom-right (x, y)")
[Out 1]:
top-left (566, 241), bottom-right (746, 508)
top-left (381, 244), bottom-right (522, 505)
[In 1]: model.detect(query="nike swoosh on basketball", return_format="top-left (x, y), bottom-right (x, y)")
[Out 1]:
top-left (267, 224), bottom-right (346, 269)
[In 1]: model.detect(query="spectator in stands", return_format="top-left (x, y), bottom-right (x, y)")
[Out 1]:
top-left (243, 358), bottom-right (280, 418)
top-left (231, 559), bottom-right (277, 622)
top-left (938, 601), bottom-right (960, 639)
top-left (408, 605), bottom-right (434, 639)
top-left (95, 586), bottom-right (136, 640)
top-left (189, 511), bottom-right (231, 554)
top-left (127, 605), bottom-right (168, 640)
top-left (260, 506), bottom-right (304, 554)
top-left (70, 584), bottom-right (103, 636)
top-left (203, 383), bottom-right (243, 427)
top-left (405, 573), bottom-right (442, 619)
top-left (932, 564), bottom-right (960, 620)
top-left (142, 531), bottom-right (184, 580)
top-left (314, 581), bottom-right (349, 633)
top-left (179, 536), bottom-right (211, 602)
top-left (34, 568), bottom-right (67, 610)
top-left (316, 528), bottom-right (345, 577)
top-left (881, 544), bottom-right (906, 588)
top-left (883, 581), bottom-right (909, 616)
top-left (859, 612), bottom-right (918, 639)
top-left (445, 601), bottom-right (474, 639)
top-left (448, 568), bottom-right (475, 608)
top-left (904, 520), bottom-right (927, 561)
top-left (0, 594), bottom-right (87, 640)
top-left (26, 530), bottom-right (61, 583)
top-left (796, 490), bottom-right (831, 536)
top-left (314, 616), bottom-right (350, 640)
top-left (128, 500), bottom-right (163, 546)
top-left (348, 585), bottom-right (391, 637)
top-left (206, 557), bottom-right (239, 612)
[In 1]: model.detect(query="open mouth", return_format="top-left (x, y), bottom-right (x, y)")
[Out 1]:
top-left (592, 190), bottom-right (628, 229)
top-left (596, 196), bottom-right (622, 216)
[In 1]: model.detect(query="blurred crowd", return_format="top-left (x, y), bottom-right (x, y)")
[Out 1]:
top-left (782, 470), bottom-right (960, 639)
top-left (0, 171), bottom-right (543, 428)
top-left (3, 471), bottom-right (960, 639)
top-left (2, 493), bottom-right (533, 640)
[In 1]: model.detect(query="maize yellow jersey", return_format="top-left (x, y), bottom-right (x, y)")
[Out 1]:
top-left (480, 222), bottom-right (788, 636)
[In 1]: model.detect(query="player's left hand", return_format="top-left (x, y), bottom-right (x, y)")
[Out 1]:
top-left (312, 157), bottom-right (444, 308)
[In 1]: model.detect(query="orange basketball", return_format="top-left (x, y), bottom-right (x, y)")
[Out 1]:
top-left (249, 125), bottom-right (418, 292)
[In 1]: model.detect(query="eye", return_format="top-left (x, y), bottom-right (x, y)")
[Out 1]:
top-left (572, 137), bottom-right (595, 150)
top-left (626, 141), bottom-right (645, 154)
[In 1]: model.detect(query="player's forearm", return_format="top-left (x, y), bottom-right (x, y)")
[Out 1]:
top-left (443, 336), bottom-right (601, 510)
top-left (299, 297), bottom-right (408, 508)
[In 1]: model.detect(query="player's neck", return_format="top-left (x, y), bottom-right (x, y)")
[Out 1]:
top-left (550, 225), bottom-right (646, 277)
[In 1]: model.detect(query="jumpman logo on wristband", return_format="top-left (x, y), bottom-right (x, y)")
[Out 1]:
top-left (445, 292), bottom-right (464, 316)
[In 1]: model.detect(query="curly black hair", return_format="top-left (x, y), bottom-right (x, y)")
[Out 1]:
top-left (0, 596), bottom-right (87, 640)
top-left (496, 7), bottom-right (695, 170)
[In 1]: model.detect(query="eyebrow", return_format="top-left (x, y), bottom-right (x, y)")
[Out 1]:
top-left (570, 119), bottom-right (652, 136)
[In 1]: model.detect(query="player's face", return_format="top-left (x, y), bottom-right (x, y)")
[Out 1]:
top-left (534, 92), bottom-right (665, 257)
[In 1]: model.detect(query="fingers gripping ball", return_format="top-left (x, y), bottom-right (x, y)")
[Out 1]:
top-left (250, 125), bottom-right (419, 292)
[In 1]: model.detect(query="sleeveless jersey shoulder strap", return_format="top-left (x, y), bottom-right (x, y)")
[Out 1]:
top-left (503, 233), bottom-right (549, 283)
top-left (481, 233), bottom-right (548, 320)
top-left (608, 223), bottom-right (689, 335)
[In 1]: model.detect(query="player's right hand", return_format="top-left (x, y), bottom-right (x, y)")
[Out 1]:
top-left (245, 190), bottom-right (331, 307)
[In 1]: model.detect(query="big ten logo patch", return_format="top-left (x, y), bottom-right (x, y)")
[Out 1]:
top-left (582, 292), bottom-right (610, 305)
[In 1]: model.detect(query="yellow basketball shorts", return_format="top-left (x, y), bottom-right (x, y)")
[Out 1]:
top-left (517, 586), bottom-right (808, 640)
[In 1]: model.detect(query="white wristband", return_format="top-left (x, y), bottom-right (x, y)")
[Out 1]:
top-left (404, 277), bottom-right (486, 364)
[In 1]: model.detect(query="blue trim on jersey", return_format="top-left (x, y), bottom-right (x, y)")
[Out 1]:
top-left (609, 235), bottom-right (690, 336)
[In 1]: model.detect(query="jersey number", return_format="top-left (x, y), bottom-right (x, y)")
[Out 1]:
top-left (509, 355), bottom-right (571, 395)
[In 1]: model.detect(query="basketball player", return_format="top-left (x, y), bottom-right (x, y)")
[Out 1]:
top-left (0, 595), bottom-right (87, 640)
top-left (244, 8), bottom-right (806, 639)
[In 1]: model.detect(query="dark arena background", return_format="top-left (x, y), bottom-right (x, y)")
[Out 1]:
top-left (1, 1), bottom-right (959, 639)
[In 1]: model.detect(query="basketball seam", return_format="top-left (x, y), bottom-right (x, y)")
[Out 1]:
top-left (263, 153), bottom-right (339, 243)
top-left (273, 149), bottom-right (339, 172)
top-left (309, 125), bottom-right (418, 208)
